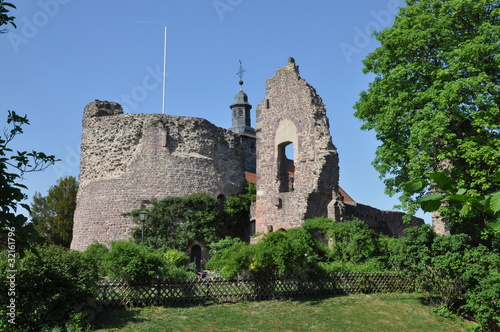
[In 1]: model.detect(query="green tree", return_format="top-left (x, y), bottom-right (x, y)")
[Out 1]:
top-left (353, 1), bottom-right (500, 223)
top-left (30, 176), bottom-right (78, 247)
top-left (1, 111), bottom-right (58, 251)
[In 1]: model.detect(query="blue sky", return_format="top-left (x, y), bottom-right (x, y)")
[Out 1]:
top-left (0, 0), bottom-right (429, 222)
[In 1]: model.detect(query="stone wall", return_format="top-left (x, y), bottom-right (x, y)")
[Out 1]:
top-left (71, 100), bottom-right (246, 251)
top-left (253, 58), bottom-right (423, 236)
top-left (254, 58), bottom-right (340, 233)
top-left (343, 201), bottom-right (423, 237)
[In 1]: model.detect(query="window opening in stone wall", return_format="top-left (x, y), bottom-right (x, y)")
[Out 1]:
top-left (278, 142), bottom-right (295, 192)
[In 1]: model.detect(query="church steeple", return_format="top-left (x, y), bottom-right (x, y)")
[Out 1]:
top-left (230, 61), bottom-right (254, 136)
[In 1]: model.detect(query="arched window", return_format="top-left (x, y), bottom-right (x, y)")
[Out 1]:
top-left (275, 119), bottom-right (298, 193)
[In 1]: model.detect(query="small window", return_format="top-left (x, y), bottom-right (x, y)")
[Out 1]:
top-left (250, 141), bottom-right (256, 153)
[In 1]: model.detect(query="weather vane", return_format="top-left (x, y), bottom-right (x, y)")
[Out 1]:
top-left (237, 59), bottom-right (245, 89)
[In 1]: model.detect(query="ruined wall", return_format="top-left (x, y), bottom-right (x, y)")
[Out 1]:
top-left (254, 58), bottom-right (340, 233)
top-left (343, 202), bottom-right (423, 237)
top-left (254, 58), bottom-right (423, 236)
top-left (71, 100), bottom-right (246, 251)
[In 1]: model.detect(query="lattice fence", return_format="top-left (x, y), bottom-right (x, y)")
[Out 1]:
top-left (96, 273), bottom-right (414, 308)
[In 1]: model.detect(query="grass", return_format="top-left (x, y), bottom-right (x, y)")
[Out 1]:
top-left (92, 293), bottom-right (468, 331)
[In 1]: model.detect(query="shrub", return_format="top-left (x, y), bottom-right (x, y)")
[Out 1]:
top-left (208, 236), bottom-right (245, 257)
top-left (324, 219), bottom-right (379, 264)
top-left (82, 241), bottom-right (108, 277)
top-left (205, 240), bottom-right (253, 279)
top-left (0, 245), bottom-right (98, 331)
top-left (102, 241), bottom-right (167, 285)
top-left (319, 258), bottom-right (387, 273)
top-left (163, 248), bottom-right (189, 267)
top-left (461, 249), bottom-right (500, 331)
top-left (395, 225), bottom-right (500, 330)
top-left (102, 241), bottom-right (194, 285)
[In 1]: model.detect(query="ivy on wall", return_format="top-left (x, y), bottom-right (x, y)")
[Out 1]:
top-left (129, 182), bottom-right (256, 249)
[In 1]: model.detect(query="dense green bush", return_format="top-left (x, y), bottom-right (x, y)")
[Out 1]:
top-left (82, 241), bottom-right (109, 277)
top-left (252, 229), bottom-right (319, 278)
top-left (0, 245), bottom-right (98, 331)
top-left (324, 219), bottom-right (380, 264)
top-left (395, 225), bottom-right (500, 331)
top-left (205, 239), bottom-right (252, 279)
top-left (163, 248), bottom-right (189, 267)
top-left (303, 217), bottom-right (392, 272)
top-left (102, 241), bottom-right (194, 285)
top-left (460, 248), bottom-right (500, 331)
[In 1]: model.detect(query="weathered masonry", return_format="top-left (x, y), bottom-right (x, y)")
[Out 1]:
top-left (71, 101), bottom-right (246, 251)
top-left (254, 58), bottom-right (342, 233)
top-left (71, 58), bottom-right (423, 251)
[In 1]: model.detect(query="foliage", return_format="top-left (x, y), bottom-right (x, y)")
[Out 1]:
top-left (462, 270), bottom-right (500, 331)
top-left (251, 229), bottom-right (319, 278)
top-left (130, 182), bottom-right (256, 249)
top-left (30, 176), bottom-right (78, 248)
top-left (406, 171), bottom-right (500, 239)
top-left (130, 193), bottom-right (222, 249)
top-left (102, 241), bottom-right (194, 285)
top-left (102, 241), bottom-right (165, 285)
top-left (163, 248), bottom-right (189, 267)
top-left (82, 241), bottom-right (109, 278)
top-left (206, 229), bottom-right (320, 280)
top-left (324, 218), bottom-right (379, 264)
top-left (208, 218), bottom-right (396, 278)
top-left (0, 0), bottom-right (16, 34)
top-left (224, 181), bottom-right (256, 217)
top-left (0, 245), bottom-right (98, 331)
top-left (1, 111), bottom-right (58, 252)
top-left (394, 225), bottom-right (500, 331)
top-left (208, 236), bottom-right (244, 257)
top-left (353, 0), bottom-right (500, 219)
top-left (205, 240), bottom-right (252, 279)
top-left (318, 258), bottom-right (387, 273)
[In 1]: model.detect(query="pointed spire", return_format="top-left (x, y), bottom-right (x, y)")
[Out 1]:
top-left (237, 59), bottom-right (246, 90)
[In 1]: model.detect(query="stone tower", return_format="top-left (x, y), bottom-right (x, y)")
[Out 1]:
top-left (254, 58), bottom-right (341, 233)
top-left (70, 100), bottom-right (247, 251)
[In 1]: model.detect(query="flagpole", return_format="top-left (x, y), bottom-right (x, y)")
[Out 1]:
top-left (162, 26), bottom-right (167, 114)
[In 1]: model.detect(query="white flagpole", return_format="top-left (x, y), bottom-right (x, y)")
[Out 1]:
top-left (162, 26), bottom-right (167, 114)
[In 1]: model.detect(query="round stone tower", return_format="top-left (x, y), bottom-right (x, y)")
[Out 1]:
top-left (71, 100), bottom-right (246, 251)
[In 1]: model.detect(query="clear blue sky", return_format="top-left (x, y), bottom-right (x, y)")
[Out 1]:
top-left (0, 0), bottom-right (429, 223)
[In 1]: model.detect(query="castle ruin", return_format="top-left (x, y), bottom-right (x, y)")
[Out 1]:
top-left (71, 58), bottom-right (423, 251)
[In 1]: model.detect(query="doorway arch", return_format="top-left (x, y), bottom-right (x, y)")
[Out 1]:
top-left (190, 244), bottom-right (202, 272)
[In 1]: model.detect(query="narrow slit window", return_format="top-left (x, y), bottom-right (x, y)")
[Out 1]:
top-left (278, 142), bottom-right (294, 192)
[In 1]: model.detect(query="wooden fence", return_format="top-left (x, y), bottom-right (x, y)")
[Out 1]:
top-left (95, 272), bottom-right (414, 308)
